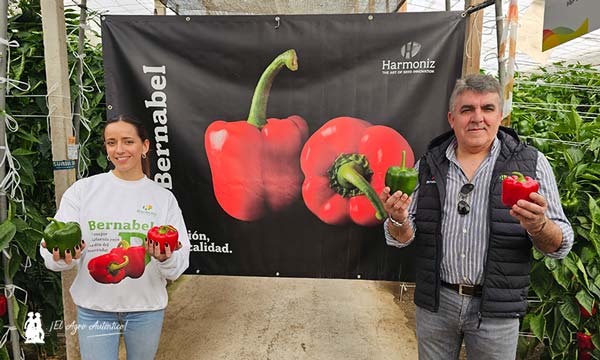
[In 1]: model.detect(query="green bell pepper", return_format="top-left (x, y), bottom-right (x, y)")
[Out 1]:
top-left (44, 217), bottom-right (82, 258)
top-left (385, 150), bottom-right (418, 196)
top-left (561, 192), bottom-right (580, 212)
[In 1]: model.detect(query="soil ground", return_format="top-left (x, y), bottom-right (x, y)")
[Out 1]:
top-left (154, 275), bottom-right (418, 360)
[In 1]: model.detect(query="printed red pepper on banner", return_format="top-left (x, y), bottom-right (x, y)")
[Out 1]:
top-left (501, 171), bottom-right (539, 207)
top-left (147, 225), bottom-right (179, 254)
top-left (300, 117), bottom-right (414, 226)
top-left (205, 49), bottom-right (308, 221)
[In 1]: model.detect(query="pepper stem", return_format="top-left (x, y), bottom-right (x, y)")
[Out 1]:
top-left (336, 162), bottom-right (388, 221)
top-left (108, 256), bottom-right (129, 273)
top-left (158, 225), bottom-right (176, 234)
top-left (401, 150), bottom-right (407, 170)
top-left (512, 171), bottom-right (526, 182)
top-left (118, 240), bottom-right (130, 249)
top-left (46, 217), bottom-right (63, 229)
top-left (247, 49), bottom-right (298, 129)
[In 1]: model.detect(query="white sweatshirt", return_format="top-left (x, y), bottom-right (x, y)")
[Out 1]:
top-left (40, 171), bottom-right (190, 312)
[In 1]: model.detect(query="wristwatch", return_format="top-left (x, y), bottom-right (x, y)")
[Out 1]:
top-left (388, 215), bottom-right (408, 228)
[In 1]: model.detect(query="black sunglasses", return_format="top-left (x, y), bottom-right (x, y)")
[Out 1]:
top-left (457, 183), bottom-right (475, 215)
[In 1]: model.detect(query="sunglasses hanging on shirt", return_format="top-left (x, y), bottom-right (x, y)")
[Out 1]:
top-left (457, 183), bottom-right (475, 215)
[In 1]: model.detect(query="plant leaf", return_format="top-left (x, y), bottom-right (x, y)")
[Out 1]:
top-left (530, 312), bottom-right (546, 343)
top-left (0, 220), bottom-right (17, 252)
top-left (576, 258), bottom-right (590, 288)
top-left (576, 289), bottom-right (594, 314)
top-left (589, 195), bottom-right (600, 225)
top-left (559, 297), bottom-right (580, 328)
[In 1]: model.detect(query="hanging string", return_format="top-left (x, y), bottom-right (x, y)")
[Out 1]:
top-left (463, 9), bottom-right (484, 62)
top-left (520, 135), bottom-right (590, 147)
top-left (0, 37), bottom-right (31, 93)
top-left (516, 80), bottom-right (600, 92)
top-left (0, 132), bottom-right (25, 213)
top-left (0, 285), bottom-right (30, 348)
top-left (67, 47), bottom-right (103, 178)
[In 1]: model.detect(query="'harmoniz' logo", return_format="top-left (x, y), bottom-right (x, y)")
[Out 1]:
top-left (381, 41), bottom-right (437, 75)
top-left (400, 41), bottom-right (421, 59)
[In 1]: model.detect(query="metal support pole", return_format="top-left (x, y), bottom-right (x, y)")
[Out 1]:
top-left (0, 0), bottom-right (6, 221)
top-left (73, 0), bottom-right (86, 179)
top-left (446, 0), bottom-right (451, 11)
top-left (0, 0), bottom-right (23, 358)
top-left (495, 0), bottom-right (504, 80)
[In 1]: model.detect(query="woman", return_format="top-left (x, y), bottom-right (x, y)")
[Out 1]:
top-left (41, 115), bottom-right (190, 359)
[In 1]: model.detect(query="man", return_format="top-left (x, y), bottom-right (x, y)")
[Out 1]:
top-left (380, 74), bottom-right (573, 359)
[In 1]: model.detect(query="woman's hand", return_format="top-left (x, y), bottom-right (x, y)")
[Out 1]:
top-left (41, 240), bottom-right (86, 264)
top-left (145, 240), bottom-right (183, 262)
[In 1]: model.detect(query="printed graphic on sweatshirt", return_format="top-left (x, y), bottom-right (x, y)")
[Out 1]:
top-left (87, 233), bottom-right (150, 284)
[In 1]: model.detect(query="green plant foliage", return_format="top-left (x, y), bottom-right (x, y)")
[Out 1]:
top-left (512, 63), bottom-right (600, 359)
top-left (1, 0), bottom-right (106, 357)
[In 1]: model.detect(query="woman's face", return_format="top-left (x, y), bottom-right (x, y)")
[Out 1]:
top-left (104, 121), bottom-right (149, 180)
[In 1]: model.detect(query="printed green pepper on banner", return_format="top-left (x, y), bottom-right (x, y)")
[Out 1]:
top-left (43, 218), bottom-right (82, 258)
top-left (300, 117), bottom-right (414, 226)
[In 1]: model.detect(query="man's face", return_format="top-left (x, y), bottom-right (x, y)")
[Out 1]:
top-left (448, 90), bottom-right (502, 154)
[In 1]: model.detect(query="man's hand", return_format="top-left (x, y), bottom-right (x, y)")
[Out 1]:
top-left (41, 240), bottom-right (86, 265)
top-left (509, 192), bottom-right (563, 253)
top-left (509, 192), bottom-right (547, 234)
top-left (380, 187), bottom-right (412, 223)
top-left (379, 187), bottom-right (414, 243)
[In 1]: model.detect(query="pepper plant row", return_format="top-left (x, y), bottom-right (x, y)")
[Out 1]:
top-left (511, 63), bottom-right (600, 359)
top-left (0, 1), bottom-right (107, 357)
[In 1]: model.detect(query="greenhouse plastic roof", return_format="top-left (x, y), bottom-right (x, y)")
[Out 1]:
top-left (67, 0), bottom-right (600, 73)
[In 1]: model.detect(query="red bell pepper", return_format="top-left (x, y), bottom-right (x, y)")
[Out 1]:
top-left (578, 331), bottom-right (595, 354)
top-left (88, 252), bottom-right (129, 284)
top-left (147, 225), bottom-right (179, 254)
top-left (111, 241), bottom-right (148, 279)
top-left (0, 295), bottom-right (6, 317)
top-left (578, 299), bottom-right (597, 318)
top-left (205, 49), bottom-right (308, 221)
top-left (501, 171), bottom-right (539, 207)
top-left (301, 117), bottom-right (414, 226)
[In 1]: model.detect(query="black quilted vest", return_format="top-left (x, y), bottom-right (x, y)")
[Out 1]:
top-left (413, 127), bottom-right (538, 318)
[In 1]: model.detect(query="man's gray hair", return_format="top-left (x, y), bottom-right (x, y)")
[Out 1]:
top-left (448, 74), bottom-right (503, 113)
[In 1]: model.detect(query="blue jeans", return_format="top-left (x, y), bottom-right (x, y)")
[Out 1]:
top-left (416, 286), bottom-right (519, 360)
top-left (76, 306), bottom-right (165, 360)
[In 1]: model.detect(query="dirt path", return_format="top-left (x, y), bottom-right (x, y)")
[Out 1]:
top-left (155, 276), bottom-right (418, 360)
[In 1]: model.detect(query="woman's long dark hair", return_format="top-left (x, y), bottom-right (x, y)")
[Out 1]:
top-left (104, 114), bottom-right (151, 177)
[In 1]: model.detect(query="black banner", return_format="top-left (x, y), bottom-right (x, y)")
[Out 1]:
top-left (102, 12), bottom-right (466, 280)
